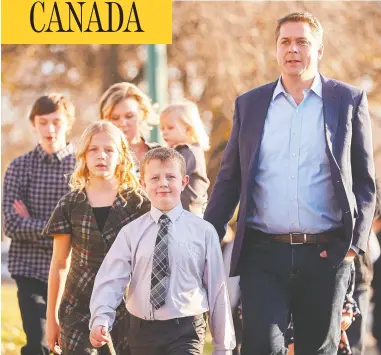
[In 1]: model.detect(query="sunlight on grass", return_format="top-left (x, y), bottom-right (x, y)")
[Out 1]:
top-left (1, 282), bottom-right (24, 355)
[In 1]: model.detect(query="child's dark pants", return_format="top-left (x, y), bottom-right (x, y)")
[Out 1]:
top-left (128, 313), bottom-right (206, 355)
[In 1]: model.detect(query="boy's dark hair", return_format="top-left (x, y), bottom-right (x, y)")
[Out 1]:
top-left (140, 147), bottom-right (186, 180)
top-left (29, 93), bottom-right (75, 128)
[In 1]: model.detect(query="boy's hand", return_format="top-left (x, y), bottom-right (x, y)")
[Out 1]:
top-left (89, 326), bottom-right (110, 347)
top-left (13, 200), bottom-right (31, 217)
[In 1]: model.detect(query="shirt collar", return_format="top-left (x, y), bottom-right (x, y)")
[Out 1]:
top-left (309, 74), bottom-right (322, 98)
top-left (273, 74), bottom-right (322, 100)
top-left (35, 143), bottom-right (74, 162)
top-left (55, 143), bottom-right (75, 161)
top-left (35, 144), bottom-right (50, 161)
top-left (150, 203), bottom-right (184, 224)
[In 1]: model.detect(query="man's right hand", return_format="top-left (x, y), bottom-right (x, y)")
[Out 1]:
top-left (89, 326), bottom-right (110, 348)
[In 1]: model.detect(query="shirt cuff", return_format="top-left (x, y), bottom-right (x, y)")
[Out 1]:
top-left (351, 245), bottom-right (360, 255)
top-left (89, 317), bottom-right (110, 331)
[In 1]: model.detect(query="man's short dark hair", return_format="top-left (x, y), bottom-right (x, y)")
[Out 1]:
top-left (275, 11), bottom-right (323, 44)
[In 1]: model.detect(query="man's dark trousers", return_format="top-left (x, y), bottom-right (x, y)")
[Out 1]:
top-left (14, 276), bottom-right (50, 355)
top-left (238, 230), bottom-right (352, 355)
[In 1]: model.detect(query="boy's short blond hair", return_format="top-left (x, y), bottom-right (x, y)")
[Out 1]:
top-left (140, 147), bottom-right (186, 180)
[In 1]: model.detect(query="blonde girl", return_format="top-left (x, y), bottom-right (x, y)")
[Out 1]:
top-left (100, 82), bottom-right (160, 167)
top-left (160, 102), bottom-right (210, 216)
top-left (43, 121), bottom-right (150, 355)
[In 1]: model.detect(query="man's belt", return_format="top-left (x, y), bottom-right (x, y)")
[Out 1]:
top-left (252, 229), bottom-right (342, 245)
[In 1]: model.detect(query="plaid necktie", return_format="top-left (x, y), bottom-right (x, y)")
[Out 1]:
top-left (150, 214), bottom-right (171, 310)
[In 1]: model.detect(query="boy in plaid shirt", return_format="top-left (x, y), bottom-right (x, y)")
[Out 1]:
top-left (2, 94), bottom-right (76, 355)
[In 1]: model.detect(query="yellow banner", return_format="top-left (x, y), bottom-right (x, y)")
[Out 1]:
top-left (2, 0), bottom-right (172, 44)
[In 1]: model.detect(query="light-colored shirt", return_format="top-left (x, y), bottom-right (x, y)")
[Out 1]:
top-left (90, 203), bottom-right (235, 355)
top-left (247, 74), bottom-right (343, 234)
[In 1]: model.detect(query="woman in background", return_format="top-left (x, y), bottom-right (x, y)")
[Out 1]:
top-left (100, 82), bottom-right (160, 170)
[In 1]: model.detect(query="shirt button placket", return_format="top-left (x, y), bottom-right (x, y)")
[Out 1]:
top-left (288, 109), bottom-right (299, 230)
top-left (289, 110), bottom-right (300, 230)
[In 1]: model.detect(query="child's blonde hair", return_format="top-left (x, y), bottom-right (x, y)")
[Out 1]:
top-left (160, 102), bottom-right (210, 151)
top-left (69, 121), bottom-right (142, 200)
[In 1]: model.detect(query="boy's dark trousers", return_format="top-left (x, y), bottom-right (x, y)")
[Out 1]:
top-left (238, 229), bottom-right (352, 355)
top-left (128, 313), bottom-right (206, 355)
top-left (14, 276), bottom-right (50, 355)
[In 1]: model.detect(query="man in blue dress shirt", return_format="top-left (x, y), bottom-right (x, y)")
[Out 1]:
top-left (204, 11), bottom-right (376, 355)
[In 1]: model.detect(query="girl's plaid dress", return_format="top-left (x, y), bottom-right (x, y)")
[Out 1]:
top-left (43, 188), bottom-right (150, 354)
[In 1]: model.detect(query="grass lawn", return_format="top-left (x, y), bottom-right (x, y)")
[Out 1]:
top-left (1, 282), bottom-right (213, 355)
top-left (1, 282), bottom-right (25, 355)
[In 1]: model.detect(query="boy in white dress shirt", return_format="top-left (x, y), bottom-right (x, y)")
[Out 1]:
top-left (89, 147), bottom-right (235, 355)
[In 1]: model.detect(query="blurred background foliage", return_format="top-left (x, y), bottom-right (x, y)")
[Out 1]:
top-left (2, 1), bottom-right (381, 189)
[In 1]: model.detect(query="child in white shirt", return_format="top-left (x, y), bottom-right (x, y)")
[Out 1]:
top-left (89, 147), bottom-right (235, 355)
